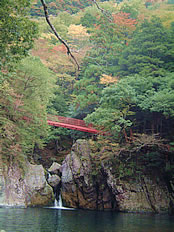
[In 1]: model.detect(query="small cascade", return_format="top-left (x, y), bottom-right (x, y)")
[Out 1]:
top-left (54, 198), bottom-right (58, 207)
top-left (54, 193), bottom-right (63, 208)
top-left (51, 192), bottom-right (75, 210)
top-left (58, 193), bottom-right (63, 207)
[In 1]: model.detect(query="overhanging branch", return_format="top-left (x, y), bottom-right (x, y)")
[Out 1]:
top-left (91, 0), bottom-right (113, 22)
top-left (40, 0), bottom-right (80, 71)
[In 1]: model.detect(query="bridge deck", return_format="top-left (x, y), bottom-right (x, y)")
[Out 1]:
top-left (47, 115), bottom-right (100, 134)
top-left (47, 120), bottom-right (99, 134)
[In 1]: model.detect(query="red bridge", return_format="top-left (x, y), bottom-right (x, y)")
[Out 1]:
top-left (47, 115), bottom-right (100, 134)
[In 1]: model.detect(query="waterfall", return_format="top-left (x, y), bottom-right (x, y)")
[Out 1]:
top-left (52, 192), bottom-right (75, 210)
top-left (54, 193), bottom-right (63, 208)
top-left (44, 184), bottom-right (75, 210)
top-left (58, 193), bottom-right (63, 207)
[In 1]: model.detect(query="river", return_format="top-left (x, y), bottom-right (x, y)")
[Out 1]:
top-left (0, 207), bottom-right (173, 232)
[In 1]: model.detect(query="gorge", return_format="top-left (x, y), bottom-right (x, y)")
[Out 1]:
top-left (0, 139), bottom-right (173, 215)
top-left (1, 0), bottom-right (174, 231)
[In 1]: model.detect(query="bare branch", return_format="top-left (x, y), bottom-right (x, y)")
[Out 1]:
top-left (91, 0), bottom-right (113, 22)
top-left (40, 0), bottom-right (80, 71)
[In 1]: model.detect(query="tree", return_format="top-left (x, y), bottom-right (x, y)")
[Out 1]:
top-left (80, 12), bottom-right (98, 28)
top-left (72, 8), bottom-right (138, 118)
top-left (85, 73), bottom-right (174, 140)
top-left (118, 17), bottom-right (174, 77)
top-left (0, 56), bottom-right (55, 161)
top-left (0, 1), bottom-right (56, 163)
top-left (0, 0), bottom-right (38, 70)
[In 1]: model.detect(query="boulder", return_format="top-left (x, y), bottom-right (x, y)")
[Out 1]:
top-left (48, 162), bottom-right (61, 175)
top-left (61, 139), bottom-right (117, 210)
top-left (0, 156), bottom-right (54, 207)
top-left (24, 162), bottom-right (54, 206)
top-left (47, 174), bottom-right (61, 188)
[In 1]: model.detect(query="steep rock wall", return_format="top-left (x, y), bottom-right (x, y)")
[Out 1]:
top-left (60, 139), bottom-right (173, 213)
top-left (0, 156), bottom-right (53, 207)
top-left (61, 139), bottom-right (117, 210)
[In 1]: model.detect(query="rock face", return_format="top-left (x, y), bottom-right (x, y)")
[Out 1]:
top-left (47, 174), bottom-right (61, 188)
top-left (48, 162), bottom-right (61, 176)
top-left (60, 139), bottom-right (173, 213)
top-left (0, 156), bottom-right (53, 207)
top-left (61, 139), bottom-right (117, 210)
top-left (0, 158), bottom-right (6, 205)
top-left (103, 164), bottom-right (171, 213)
top-left (24, 162), bottom-right (54, 206)
top-left (0, 139), bottom-right (172, 212)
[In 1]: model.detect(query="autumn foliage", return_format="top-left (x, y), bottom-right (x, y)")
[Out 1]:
top-left (112, 12), bottom-right (137, 32)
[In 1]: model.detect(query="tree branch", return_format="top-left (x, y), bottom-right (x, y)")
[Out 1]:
top-left (40, 0), bottom-right (80, 71)
top-left (91, 0), bottom-right (113, 22)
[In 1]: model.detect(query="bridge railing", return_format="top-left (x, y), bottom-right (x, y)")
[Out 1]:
top-left (47, 115), bottom-right (93, 128)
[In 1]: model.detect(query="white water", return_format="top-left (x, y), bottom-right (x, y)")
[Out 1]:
top-left (50, 193), bottom-right (75, 210)
top-left (54, 194), bottom-right (63, 208)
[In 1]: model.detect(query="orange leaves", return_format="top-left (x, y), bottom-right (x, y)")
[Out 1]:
top-left (94, 24), bottom-right (100, 30)
top-left (51, 44), bottom-right (67, 54)
top-left (112, 12), bottom-right (137, 31)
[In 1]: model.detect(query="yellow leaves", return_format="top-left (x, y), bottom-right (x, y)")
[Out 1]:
top-left (158, 10), bottom-right (174, 28)
top-left (100, 74), bottom-right (119, 85)
top-left (41, 33), bottom-right (56, 40)
top-left (68, 24), bottom-right (90, 39)
top-left (140, 0), bottom-right (174, 26)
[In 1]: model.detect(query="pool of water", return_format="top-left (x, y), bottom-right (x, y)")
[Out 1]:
top-left (0, 207), bottom-right (173, 232)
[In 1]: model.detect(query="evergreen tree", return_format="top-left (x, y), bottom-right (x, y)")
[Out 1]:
top-left (85, 73), bottom-right (174, 140)
top-left (72, 11), bottom-right (137, 118)
top-left (0, 1), bottom-right (55, 163)
top-left (118, 17), bottom-right (174, 77)
top-left (0, 0), bottom-right (38, 70)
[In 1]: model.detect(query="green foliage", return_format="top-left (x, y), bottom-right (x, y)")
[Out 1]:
top-left (0, 0), bottom-right (48, 162)
top-left (103, 133), bottom-right (174, 183)
top-left (72, 64), bottom-right (104, 118)
top-left (118, 17), bottom-right (174, 77)
top-left (119, 2), bottom-right (139, 19)
top-left (0, 56), bottom-right (55, 160)
top-left (73, 9), bottom-right (174, 143)
top-left (0, 0), bottom-right (38, 69)
top-left (136, 73), bottom-right (174, 117)
top-left (30, 0), bottom-right (98, 16)
top-left (85, 79), bottom-right (135, 139)
top-left (80, 13), bottom-right (97, 28)
top-left (72, 9), bottom-right (138, 117)
top-left (58, 11), bottom-right (76, 27)
top-left (85, 73), bottom-right (174, 139)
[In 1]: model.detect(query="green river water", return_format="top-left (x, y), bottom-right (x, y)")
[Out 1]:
top-left (0, 207), bottom-right (173, 232)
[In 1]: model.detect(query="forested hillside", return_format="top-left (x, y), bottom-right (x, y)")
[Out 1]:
top-left (0, 0), bottom-right (174, 187)
top-left (30, 0), bottom-right (174, 184)
top-left (31, 0), bottom-right (113, 15)
top-left (0, 0), bottom-right (55, 164)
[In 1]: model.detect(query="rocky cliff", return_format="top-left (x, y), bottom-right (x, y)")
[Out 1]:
top-left (59, 139), bottom-right (174, 213)
top-left (0, 156), bottom-right (53, 207)
top-left (60, 139), bottom-right (117, 210)
top-left (0, 139), bottom-right (173, 214)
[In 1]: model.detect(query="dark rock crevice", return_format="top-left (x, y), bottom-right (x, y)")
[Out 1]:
top-left (60, 139), bottom-right (173, 213)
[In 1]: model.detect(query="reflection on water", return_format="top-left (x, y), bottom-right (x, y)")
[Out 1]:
top-left (0, 207), bottom-right (173, 232)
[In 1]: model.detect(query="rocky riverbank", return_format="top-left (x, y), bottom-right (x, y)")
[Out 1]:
top-left (0, 157), bottom-right (53, 207)
top-left (0, 139), bottom-right (173, 214)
